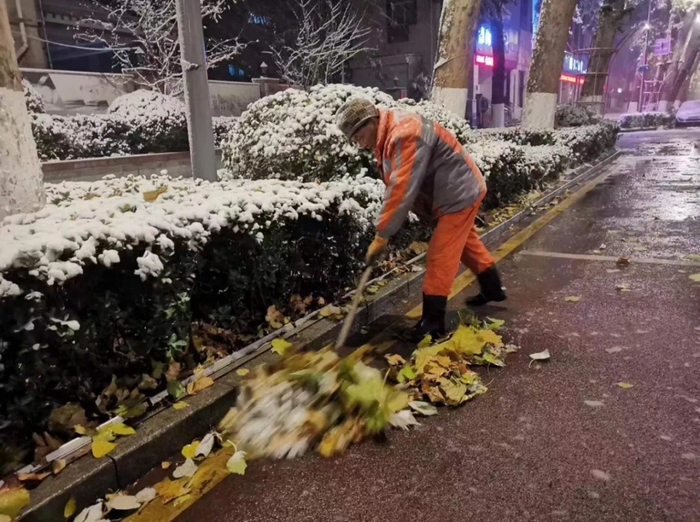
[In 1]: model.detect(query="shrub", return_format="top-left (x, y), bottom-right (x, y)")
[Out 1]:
top-left (22, 79), bottom-right (45, 114)
top-left (555, 103), bottom-right (601, 128)
top-left (221, 84), bottom-right (475, 182)
top-left (618, 111), bottom-right (675, 129)
top-left (107, 90), bottom-right (189, 154)
top-left (0, 173), bottom-right (427, 463)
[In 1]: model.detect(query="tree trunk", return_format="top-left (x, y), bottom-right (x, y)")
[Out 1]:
top-left (668, 30), bottom-right (700, 107)
top-left (522, 0), bottom-right (578, 128)
top-left (431, 0), bottom-right (482, 117)
top-left (580, 0), bottom-right (626, 113)
top-left (491, 7), bottom-right (507, 127)
top-left (659, 9), bottom-right (698, 111)
top-left (0, 1), bottom-right (44, 221)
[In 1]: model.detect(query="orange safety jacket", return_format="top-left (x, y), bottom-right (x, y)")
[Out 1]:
top-left (373, 108), bottom-right (486, 239)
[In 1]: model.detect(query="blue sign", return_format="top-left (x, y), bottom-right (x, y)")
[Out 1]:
top-left (478, 26), bottom-right (492, 47)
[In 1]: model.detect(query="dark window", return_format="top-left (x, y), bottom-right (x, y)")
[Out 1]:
top-left (518, 70), bottom-right (525, 107)
top-left (387, 0), bottom-right (417, 43)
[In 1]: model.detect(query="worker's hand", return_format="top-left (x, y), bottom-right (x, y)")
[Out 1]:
top-left (365, 235), bottom-right (388, 266)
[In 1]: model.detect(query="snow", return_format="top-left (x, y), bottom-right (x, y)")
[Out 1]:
top-left (522, 92), bottom-right (558, 129)
top-left (0, 174), bottom-right (385, 296)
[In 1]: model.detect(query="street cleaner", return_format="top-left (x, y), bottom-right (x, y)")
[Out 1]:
top-left (336, 98), bottom-right (506, 342)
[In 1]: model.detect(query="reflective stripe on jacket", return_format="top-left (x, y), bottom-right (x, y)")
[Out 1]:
top-left (373, 108), bottom-right (486, 239)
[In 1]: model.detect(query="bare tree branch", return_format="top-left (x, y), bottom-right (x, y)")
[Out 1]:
top-left (271, 0), bottom-right (374, 88)
top-left (75, 0), bottom-right (246, 96)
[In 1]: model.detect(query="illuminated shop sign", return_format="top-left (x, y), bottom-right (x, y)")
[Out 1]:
top-left (475, 54), bottom-right (495, 67)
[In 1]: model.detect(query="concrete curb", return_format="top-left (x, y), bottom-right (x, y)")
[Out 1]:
top-left (17, 148), bottom-right (621, 522)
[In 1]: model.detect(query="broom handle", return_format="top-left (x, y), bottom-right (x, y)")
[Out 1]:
top-left (335, 266), bottom-right (374, 350)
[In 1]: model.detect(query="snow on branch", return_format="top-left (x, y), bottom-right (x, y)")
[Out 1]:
top-left (271, 0), bottom-right (374, 88)
top-left (75, 0), bottom-right (246, 96)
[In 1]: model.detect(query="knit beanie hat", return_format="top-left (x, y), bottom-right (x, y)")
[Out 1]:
top-left (336, 98), bottom-right (379, 139)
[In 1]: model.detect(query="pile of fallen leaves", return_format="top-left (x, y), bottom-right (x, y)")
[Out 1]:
top-left (217, 349), bottom-right (411, 459)
top-left (386, 317), bottom-right (517, 406)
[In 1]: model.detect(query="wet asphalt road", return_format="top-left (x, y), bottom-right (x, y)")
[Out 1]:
top-left (176, 129), bottom-right (700, 522)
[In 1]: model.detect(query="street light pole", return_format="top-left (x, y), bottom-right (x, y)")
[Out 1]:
top-left (638, 0), bottom-right (653, 111)
top-left (175, 0), bottom-right (217, 181)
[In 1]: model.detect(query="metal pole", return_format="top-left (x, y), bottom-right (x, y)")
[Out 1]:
top-left (638, 0), bottom-right (653, 111)
top-left (175, 0), bottom-right (217, 181)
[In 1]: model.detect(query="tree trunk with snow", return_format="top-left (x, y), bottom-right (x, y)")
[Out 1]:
top-left (522, 0), bottom-right (578, 128)
top-left (659, 9), bottom-right (699, 112)
top-left (491, 7), bottom-right (507, 128)
top-left (0, 1), bottom-right (44, 220)
top-left (580, 0), bottom-right (627, 112)
top-left (431, 0), bottom-right (482, 118)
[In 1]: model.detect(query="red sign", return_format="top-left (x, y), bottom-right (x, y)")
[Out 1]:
top-left (475, 54), bottom-right (494, 67)
top-left (560, 74), bottom-right (584, 85)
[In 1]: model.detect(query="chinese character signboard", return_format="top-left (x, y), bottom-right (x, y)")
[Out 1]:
top-left (653, 38), bottom-right (672, 56)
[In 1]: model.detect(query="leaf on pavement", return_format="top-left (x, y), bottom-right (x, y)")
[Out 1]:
top-left (319, 305), bottom-right (341, 317)
top-left (686, 254), bottom-right (700, 262)
top-left (186, 367), bottom-right (214, 396)
top-left (91, 440), bottom-right (116, 458)
top-left (181, 441), bottom-right (199, 459)
top-left (529, 350), bottom-right (551, 361)
top-left (161, 461), bottom-right (171, 470)
top-left (0, 486), bottom-right (30, 519)
top-left (409, 401), bottom-right (438, 416)
top-left (110, 423), bottom-right (136, 436)
top-left (605, 346), bottom-right (624, 354)
top-left (194, 433), bottom-right (215, 459)
top-left (438, 378), bottom-right (467, 406)
top-left (397, 365), bottom-right (416, 383)
top-left (584, 400), bottom-right (605, 408)
top-left (616, 382), bottom-right (634, 389)
top-left (389, 410), bottom-right (421, 431)
top-left (64, 497), bottom-right (76, 518)
top-left (172, 401), bottom-right (188, 410)
top-left (226, 451), bottom-right (247, 475)
top-left (17, 472), bottom-right (50, 482)
top-left (485, 317), bottom-right (505, 330)
top-left (106, 494), bottom-right (141, 511)
top-left (173, 458), bottom-right (198, 479)
top-left (616, 283), bottom-right (631, 292)
top-left (271, 338), bottom-right (292, 356)
top-left (135, 487), bottom-right (157, 504)
top-left (154, 478), bottom-right (191, 504)
top-left (616, 257), bottom-right (631, 266)
top-left (385, 354), bottom-right (406, 367)
top-left (565, 296), bottom-right (581, 302)
top-left (236, 368), bottom-right (250, 376)
top-left (417, 334), bottom-right (432, 348)
top-left (690, 274), bottom-right (700, 282)
top-left (74, 503), bottom-right (104, 522)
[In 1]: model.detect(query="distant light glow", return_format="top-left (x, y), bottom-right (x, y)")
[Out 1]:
top-left (617, 88), bottom-right (623, 94)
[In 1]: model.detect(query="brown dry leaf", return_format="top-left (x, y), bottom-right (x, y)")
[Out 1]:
top-left (165, 361), bottom-right (181, 382)
top-left (384, 354), bottom-right (407, 367)
top-left (409, 241), bottom-right (429, 255)
top-left (617, 257), bottom-right (631, 266)
top-left (421, 381), bottom-right (445, 403)
top-left (17, 472), bottom-right (50, 482)
top-left (154, 477), bottom-right (192, 504)
top-left (143, 185), bottom-right (167, 202)
top-left (186, 368), bottom-right (214, 396)
top-left (318, 418), bottom-right (364, 458)
top-left (265, 305), bottom-right (286, 329)
top-left (161, 461), bottom-right (172, 470)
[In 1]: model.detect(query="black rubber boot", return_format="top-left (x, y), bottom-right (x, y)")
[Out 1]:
top-left (407, 294), bottom-right (447, 343)
top-left (466, 265), bottom-right (507, 307)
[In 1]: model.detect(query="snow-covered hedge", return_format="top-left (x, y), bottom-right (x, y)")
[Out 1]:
top-left (619, 111), bottom-right (675, 129)
top-left (30, 90), bottom-right (237, 161)
top-left (0, 174), bottom-right (427, 461)
top-left (555, 103), bottom-right (601, 128)
top-left (221, 84), bottom-right (475, 183)
top-left (22, 79), bottom-right (45, 114)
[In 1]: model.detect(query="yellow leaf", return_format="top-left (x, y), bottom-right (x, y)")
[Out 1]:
top-left (187, 375), bottom-right (214, 396)
top-left (476, 329), bottom-right (502, 345)
top-left (414, 344), bottom-right (446, 373)
top-left (154, 477), bottom-right (191, 504)
top-left (417, 334), bottom-right (432, 348)
top-left (384, 354), bottom-right (406, 367)
top-left (271, 338), bottom-right (292, 356)
top-left (74, 425), bottom-right (87, 435)
top-left (450, 325), bottom-right (485, 355)
top-left (690, 274), bottom-right (700, 282)
top-left (438, 378), bottom-right (467, 406)
top-left (64, 497), bottom-right (76, 518)
top-left (617, 382), bottom-right (634, 389)
top-left (172, 401), bottom-right (188, 410)
top-left (226, 450), bottom-right (248, 474)
top-left (142, 186), bottom-right (167, 202)
top-left (387, 390), bottom-right (411, 413)
top-left (565, 296), bottom-right (581, 302)
top-left (161, 461), bottom-right (172, 469)
top-left (92, 427), bottom-right (116, 443)
top-left (173, 494), bottom-right (192, 508)
top-left (0, 486), bottom-right (30, 519)
top-left (236, 368), bottom-right (250, 376)
top-left (181, 441), bottom-right (199, 459)
top-left (91, 440), bottom-right (117, 458)
top-left (111, 423), bottom-right (136, 436)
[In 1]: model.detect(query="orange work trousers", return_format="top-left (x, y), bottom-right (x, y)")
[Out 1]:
top-left (423, 191), bottom-right (495, 297)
